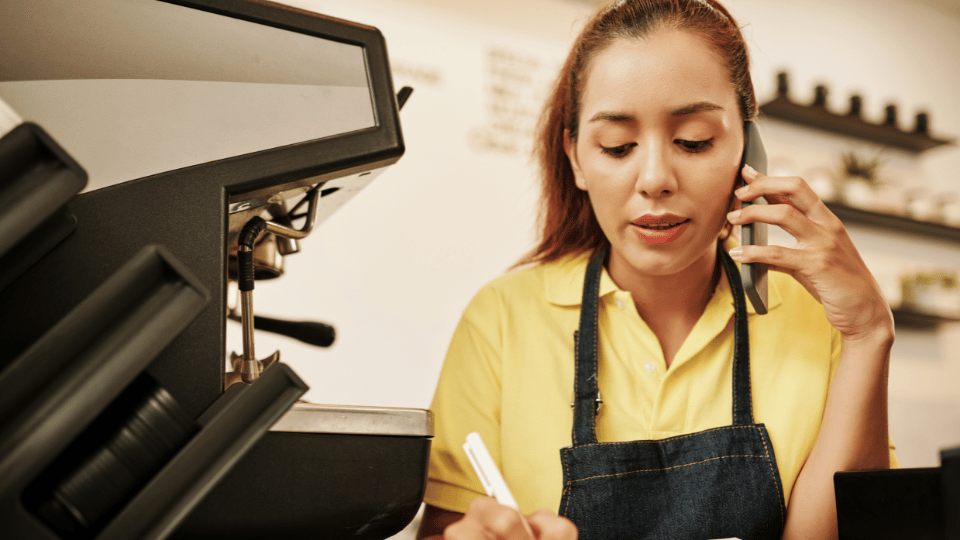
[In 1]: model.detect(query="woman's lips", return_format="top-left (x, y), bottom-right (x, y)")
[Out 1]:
top-left (631, 214), bottom-right (690, 245)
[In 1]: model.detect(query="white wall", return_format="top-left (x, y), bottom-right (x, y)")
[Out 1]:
top-left (249, 0), bottom-right (960, 469)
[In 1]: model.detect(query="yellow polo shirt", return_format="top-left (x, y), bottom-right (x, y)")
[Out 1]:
top-left (424, 243), bottom-right (897, 515)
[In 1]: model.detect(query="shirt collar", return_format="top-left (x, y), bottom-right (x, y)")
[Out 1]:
top-left (543, 238), bottom-right (783, 314)
top-left (544, 250), bottom-right (619, 307)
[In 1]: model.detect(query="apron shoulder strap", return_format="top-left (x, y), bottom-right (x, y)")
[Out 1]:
top-left (571, 244), bottom-right (607, 446)
top-left (719, 246), bottom-right (755, 426)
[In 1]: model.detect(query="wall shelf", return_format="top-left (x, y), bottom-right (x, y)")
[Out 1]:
top-left (760, 96), bottom-right (954, 152)
top-left (759, 73), bottom-right (960, 332)
top-left (892, 307), bottom-right (960, 329)
top-left (758, 72), bottom-right (955, 153)
top-left (824, 202), bottom-right (960, 244)
top-left (823, 203), bottom-right (960, 330)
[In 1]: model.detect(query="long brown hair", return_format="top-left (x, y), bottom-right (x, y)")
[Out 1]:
top-left (517, 0), bottom-right (757, 266)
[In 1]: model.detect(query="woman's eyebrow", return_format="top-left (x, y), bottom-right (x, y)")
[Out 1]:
top-left (587, 102), bottom-right (725, 124)
top-left (587, 111), bottom-right (636, 124)
top-left (670, 101), bottom-right (725, 117)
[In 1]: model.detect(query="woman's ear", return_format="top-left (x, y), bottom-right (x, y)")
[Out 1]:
top-left (563, 129), bottom-right (588, 191)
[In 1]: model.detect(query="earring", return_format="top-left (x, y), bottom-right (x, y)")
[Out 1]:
top-left (719, 221), bottom-right (733, 241)
top-left (719, 191), bottom-right (739, 241)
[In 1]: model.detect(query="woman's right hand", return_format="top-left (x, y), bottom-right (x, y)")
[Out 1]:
top-left (418, 499), bottom-right (578, 540)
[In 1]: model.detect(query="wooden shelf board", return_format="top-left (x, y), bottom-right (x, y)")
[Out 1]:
top-left (825, 202), bottom-right (960, 244)
top-left (760, 96), bottom-right (954, 153)
top-left (892, 307), bottom-right (960, 329)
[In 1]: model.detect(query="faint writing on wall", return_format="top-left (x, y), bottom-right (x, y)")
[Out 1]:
top-left (391, 61), bottom-right (443, 87)
top-left (469, 47), bottom-right (556, 156)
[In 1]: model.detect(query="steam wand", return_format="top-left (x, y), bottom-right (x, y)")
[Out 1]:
top-left (237, 218), bottom-right (267, 382)
top-left (234, 189), bottom-right (321, 383)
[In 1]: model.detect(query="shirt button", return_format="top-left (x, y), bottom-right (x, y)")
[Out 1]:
top-left (615, 297), bottom-right (625, 309)
top-left (643, 362), bottom-right (655, 373)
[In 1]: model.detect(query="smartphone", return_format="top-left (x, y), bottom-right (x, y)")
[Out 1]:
top-left (740, 121), bottom-right (768, 315)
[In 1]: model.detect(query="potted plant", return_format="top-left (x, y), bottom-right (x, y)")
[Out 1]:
top-left (901, 270), bottom-right (960, 318)
top-left (838, 151), bottom-right (884, 210)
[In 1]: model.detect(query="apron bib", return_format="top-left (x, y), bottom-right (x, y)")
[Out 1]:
top-left (558, 243), bottom-right (787, 540)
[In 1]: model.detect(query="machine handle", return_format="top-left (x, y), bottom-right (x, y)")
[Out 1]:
top-left (253, 315), bottom-right (335, 348)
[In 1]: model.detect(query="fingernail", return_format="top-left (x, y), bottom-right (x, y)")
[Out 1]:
top-left (735, 186), bottom-right (748, 198)
top-left (729, 247), bottom-right (743, 258)
top-left (743, 164), bottom-right (757, 176)
top-left (727, 209), bottom-right (741, 221)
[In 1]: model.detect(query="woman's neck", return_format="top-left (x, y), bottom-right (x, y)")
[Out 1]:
top-left (608, 245), bottom-right (722, 366)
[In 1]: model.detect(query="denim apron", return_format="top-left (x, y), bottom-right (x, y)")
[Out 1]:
top-left (558, 243), bottom-right (787, 540)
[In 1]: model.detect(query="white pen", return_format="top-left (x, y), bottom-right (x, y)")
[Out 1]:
top-left (463, 431), bottom-right (519, 510)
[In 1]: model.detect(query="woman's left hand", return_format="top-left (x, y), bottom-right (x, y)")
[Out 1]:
top-left (726, 165), bottom-right (894, 342)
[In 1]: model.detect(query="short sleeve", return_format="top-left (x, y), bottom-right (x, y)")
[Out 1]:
top-left (423, 288), bottom-right (505, 513)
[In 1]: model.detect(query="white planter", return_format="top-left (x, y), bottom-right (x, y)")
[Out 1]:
top-left (940, 197), bottom-right (960, 228)
top-left (807, 171), bottom-right (837, 202)
top-left (908, 192), bottom-right (938, 222)
top-left (842, 177), bottom-right (876, 209)
top-left (873, 184), bottom-right (907, 216)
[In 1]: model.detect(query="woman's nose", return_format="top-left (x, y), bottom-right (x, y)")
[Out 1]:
top-left (635, 139), bottom-right (678, 198)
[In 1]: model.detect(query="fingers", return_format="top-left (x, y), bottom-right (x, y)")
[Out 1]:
top-left (730, 166), bottom-right (842, 241)
top-left (444, 498), bottom-right (535, 540)
top-left (727, 202), bottom-right (811, 240)
top-left (526, 509), bottom-right (579, 540)
top-left (729, 243), bottom-right (805, 275)
top-left (442, 500), bottom-right (579, 540)
top-left (737, 164), bottom-right (823, 216)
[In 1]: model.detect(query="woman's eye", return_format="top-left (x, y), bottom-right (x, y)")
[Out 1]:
top-left (600, 143), bottom-right (636, 158)
top-left (675, 138), bottom-right (713, 153)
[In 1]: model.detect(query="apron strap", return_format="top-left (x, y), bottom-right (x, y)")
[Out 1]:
top-left (571, 244), bottom-right (607, 446)
top-left (719, 246), bottom-right (754, 426)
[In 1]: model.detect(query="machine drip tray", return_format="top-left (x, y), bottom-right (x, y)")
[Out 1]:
top-left (171, 403), bottom-right (433, 540)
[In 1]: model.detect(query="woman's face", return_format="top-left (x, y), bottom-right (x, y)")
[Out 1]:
top-left (566, 29), bottom-right (744, 283)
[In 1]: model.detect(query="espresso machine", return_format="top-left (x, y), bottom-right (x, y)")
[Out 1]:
top-left (0, 1), bottom-right (432, 539)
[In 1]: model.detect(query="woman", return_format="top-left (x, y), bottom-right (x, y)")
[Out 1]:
top-left (418, 1), bottom-right (895, 539)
